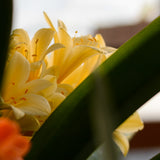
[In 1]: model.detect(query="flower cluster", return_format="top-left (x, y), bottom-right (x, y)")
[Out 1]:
top-left (0, 12), bottom-right (143, 156)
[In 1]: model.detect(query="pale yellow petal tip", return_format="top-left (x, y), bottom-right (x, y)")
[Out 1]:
top-left (58, 19), bottom-right (67, 31)
top-left (113, 131), bottom-right (129, 156)
top-left (116, 112), bottom-right (144, 133)
top-left (43, 11), bottom-right (56, 31)
top-left (11, 106), bottom-right (25, 119)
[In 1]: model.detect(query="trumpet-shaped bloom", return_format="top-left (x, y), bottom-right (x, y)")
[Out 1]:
top-left (1, 52), bottom-right (52, 131)
top-left (0, 117), bottom-right (30, 160)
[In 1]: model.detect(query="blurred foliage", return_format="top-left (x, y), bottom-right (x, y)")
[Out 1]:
top-left (0, 0), bottom-right (12, 91)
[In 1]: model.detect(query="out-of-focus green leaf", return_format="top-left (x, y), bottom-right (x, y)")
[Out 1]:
top-left (25, 17), bottom-right (160, 160)
top-left (0, 0), bottom-right (12, 91)
top-left (150, 153), bottom-right (160, 160)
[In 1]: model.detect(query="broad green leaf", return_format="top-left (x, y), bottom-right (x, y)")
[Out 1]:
top-left (0, 0), bottom-right (12, 91)
top-left (150, 153), bottom-right (160, 160)
top-left (25, 17), bottom-right (160, 160)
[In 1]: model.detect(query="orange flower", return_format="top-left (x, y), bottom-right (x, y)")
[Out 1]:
top-left (0, 117), bottom-right (31, 160)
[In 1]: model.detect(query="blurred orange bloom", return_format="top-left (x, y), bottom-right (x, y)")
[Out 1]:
top-left (0, 117), bottom-right (31, 160)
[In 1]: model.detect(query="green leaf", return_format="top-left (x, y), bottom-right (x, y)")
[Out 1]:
top-left (0, 0), bottom-right (12, 92)
top-left (150, 153), bottom-right (160, 160)
top-left (25, 17), bottom-right (160, 160)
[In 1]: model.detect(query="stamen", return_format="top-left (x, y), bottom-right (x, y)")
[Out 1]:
top-left (25, 89), bottom-right (29, 94)
top-left (15, 46), bottom-right (21, 50)
top-left (10, 97), bottom-right (15, 100)
top-left (88, 38), bottom-right (94, 41)
top-left (75, 30), bottom-right (78, 34)
top-left (35, 39), bottom-right (39, 44)
top-left (34, 39), bottom-right (39, 58)
top-left (12, 82), bottom-right (15, 85)
top-left (32, 54), bottom-right (37, 57)
top-left (24, 49), bottom-right (29, 59)
top-left (13, 101), bottom-right (17, 104)
top-left (20, 97), bottom-right (27, 101)
top-left (80, 38), bottom-right (83, 42)
top-left (61, 91), bottom-right (65, 95)
top-left (93, 37), bottom-right (97, 42)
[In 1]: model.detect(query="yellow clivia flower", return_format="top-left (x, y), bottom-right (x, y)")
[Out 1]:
top-left (1, 52), bottom-right (52, 131)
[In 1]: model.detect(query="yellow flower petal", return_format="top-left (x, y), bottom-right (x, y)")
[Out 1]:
top-left (45, 43), bottom-right (65, 56)
top-left (31, 28), bottom-right (54, 62)
top-left (2, 52), bottom-right (30, 100)
top-left (40, 75), bottom-right (57, 97)
top-left (53, 28), bottom-right (73, 68)
top-left (113, 131), bottom-right (129, 156)
top-left (41, 66), bottom-right (59, 78)
top-left (48, 93), bottom-right (65, 111)
top-left (57, 26), bottom-right (72, 47)
top-left (22, 79), bottom-right (53, 95)
top-left (103, 46), bottom-right (117, 55)
top-left (116, 112), bottom-right (144, 133)
top-left (9, 29), bottom-right (31, 58)
top-left (17, 114), bottom-right (40, 131)
top-left (58, 19), bottom-right (67, 31)
top-left (61, 64), bottom-right (84, 88)
top-left (10, 29), bottom-right (30, 45)
top-left (58, 46), bottom-right (99, 83)
top-left (43, 11), bottom-right (56, 32)
top-left (10, 105), bottom-right (25, 119)
top-left (57, 84), bottom-right (74, 96)
top-left (16, 94), bottom-right (51, 116)
top-left (95, 34), bottom-right (106, 47)
top-left (30, 61), bottom-right (42, 71)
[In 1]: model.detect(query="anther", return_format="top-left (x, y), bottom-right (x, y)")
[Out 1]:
top-left (25, 89), bottom-right (29, 94)
top-left (35, 39), bottom-right (39, 44)
top-left (20, 97), bottom-right (27, 101)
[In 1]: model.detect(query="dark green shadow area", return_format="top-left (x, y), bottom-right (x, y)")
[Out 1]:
top-left (0, 0), bottom-right (12, 91)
